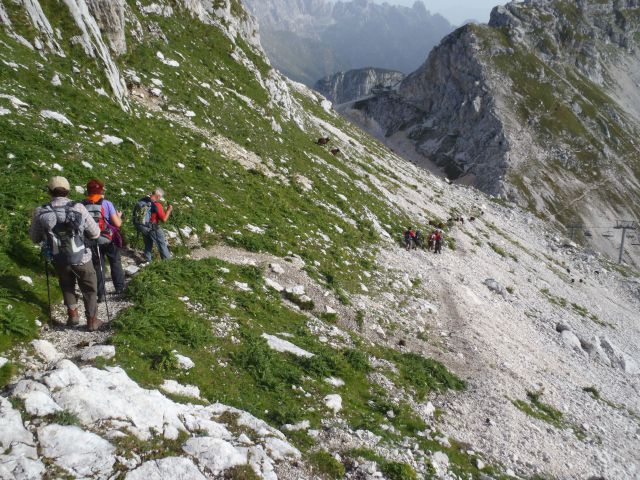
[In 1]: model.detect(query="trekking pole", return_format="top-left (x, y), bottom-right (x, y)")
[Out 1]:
top-left (95, 246), bottom-right (111, 322)
top-left (44, 256), bottom-right (53, 325)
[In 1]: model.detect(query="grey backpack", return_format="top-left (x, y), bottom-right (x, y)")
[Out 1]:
top-left (42, 203), bottom-right (86, 265)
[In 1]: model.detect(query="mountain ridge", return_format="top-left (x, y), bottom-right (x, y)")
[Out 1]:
top-left (241, 0), bottom-right (453, 85)
top-left (341, 0), bottom-right (640, 266)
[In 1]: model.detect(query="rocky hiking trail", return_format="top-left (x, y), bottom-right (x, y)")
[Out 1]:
top-left (0, 248), bottom-right (318, 480)
top-left (2, 211), bottom-right (640, 480)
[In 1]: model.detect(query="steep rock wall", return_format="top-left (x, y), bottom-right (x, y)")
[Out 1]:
top-left (314, 68), bottom-right (404, 104)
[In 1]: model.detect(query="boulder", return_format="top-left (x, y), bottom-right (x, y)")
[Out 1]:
top-left (125, 265), bottom-right (140, 276)
top-left (24, 391), bottom-right (62, 417)
top-left (580, 336), bottom-right (612, 367)
top-left (160, 380), bottom-right (201, 399)
top-left (269, 263), bottom-right (285, 275)
top-left (31, 340), bottom-right (63, 363)
top-left (38, 425), bottom-right (116, 479)
top-left (561, 330), bottom-right (585, 355)
top-left (261, 334), bottom-right (314, 358)
top-left (600, 337), bottom-right (639, 374)
top-left (324, 394), bottom-right (342, 413)
top-left (182, 437), bottom-right (247, 474)
top-left (174, 352), bottom-right (195, 370)
top-left (265, 278), bottom-right (284, 292)
top-left (483, 278), bottom-right (507, 298)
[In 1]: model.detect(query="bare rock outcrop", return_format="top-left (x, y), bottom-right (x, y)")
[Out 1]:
top-left (315, 67), bottom-right (404, 105)
top-left (87, 0), bottom-right (126, 56)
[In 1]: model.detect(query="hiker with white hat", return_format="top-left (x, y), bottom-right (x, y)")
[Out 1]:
top-left (29, 176), bottom-right (104, 331)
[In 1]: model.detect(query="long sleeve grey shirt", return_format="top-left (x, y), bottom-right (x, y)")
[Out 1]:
top-left (29, 197), bottom-right (100, 265)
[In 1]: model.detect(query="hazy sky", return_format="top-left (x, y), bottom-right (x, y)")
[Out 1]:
top-left (374, 0), bottom-right (502, 25)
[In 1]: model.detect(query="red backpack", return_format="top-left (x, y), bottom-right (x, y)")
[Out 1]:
top-left (82, 199), bottom-right (113, 245)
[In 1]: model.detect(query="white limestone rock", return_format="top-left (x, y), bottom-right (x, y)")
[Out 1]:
top-left (261, 334), bottom-right (314, 358)
top-left (80, 344), bottom-right (116, 361)
top-left (31, 339), bottom-right (63, 363)
top-left (324, 377), bottom-right (345, 387)
top-left (264, 437), bottom-right (301, 461)
top-left (182, 437), bottom-right (247, 474)
top-left (161, 380), bottom-right (201, 399)
top-left (125, 265), bottom-right (140, 276)
top-left (38, 424), bottom-right (116, 479)
top-left (24, 391), bottom-right (62, 417)
top-left (125, 457), bottom-right (206, 480)
top-left (269, 263), bottom-right (285, 274)
top-left (561, 330), bottom-right (585, 356)
top-left (265, 278), bottom-right (284, 292)
top-left (601, 337), bottom-right (639, 374)
top-left (174, 352), bottom-right (195, 370)
top-left (282, 420), bottom-right (310, 432)
top-left (40, 109), bottom-right (73, 126)
top-left (324, 394), bottom-right (342, 413)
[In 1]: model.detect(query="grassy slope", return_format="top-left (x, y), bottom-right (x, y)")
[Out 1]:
top-left (0, 1), bottom-right (509, 477)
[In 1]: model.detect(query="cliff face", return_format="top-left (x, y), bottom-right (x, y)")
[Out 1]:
top-left (314, 67), bottom-right (404, 104)
top-left (345, 0), bottom-right (640, 264)
top-left (242, 0), bottom-right (453, 85)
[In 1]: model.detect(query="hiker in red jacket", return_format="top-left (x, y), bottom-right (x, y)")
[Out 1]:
top-left (133, 188), bottom-right (173, 262)
top-left (403, 227), bottom-right (416, 251)
top-left (82, 179), bottom-right (125, 301)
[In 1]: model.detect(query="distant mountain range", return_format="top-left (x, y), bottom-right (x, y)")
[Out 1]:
top-left (242, 0), bottom-right (453, 85)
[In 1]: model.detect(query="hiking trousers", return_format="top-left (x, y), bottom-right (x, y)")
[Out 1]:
top-left (92, 243), bottom-right (125, 296)
top-left (143, 227), bottom-right (171, 262)
top-left (54, 260), bottom-right (98, 319)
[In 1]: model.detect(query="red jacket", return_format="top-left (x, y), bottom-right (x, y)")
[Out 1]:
top-left (150, 201), bottom-right (168, 224)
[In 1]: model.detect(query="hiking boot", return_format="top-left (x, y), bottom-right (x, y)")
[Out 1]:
top-left (97, 295), bottom-right (105, 304)
top-left (87, 316), bottom-right (105, 332)
top-left (67, 308), bottom-right (80, 327)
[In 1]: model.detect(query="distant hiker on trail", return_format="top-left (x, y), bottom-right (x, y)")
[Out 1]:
top-left (82, 179), bottom-right (125, 302)
top-left (415, 229), bottom-right (424, 249)
top-left (434, 229), bottom-right (444, 254)
top-left (133, 188), bottom-right (173, 262)
top-left (29, 176), bottom-right (103, 331)
top-left (428, 231), bottom-right (437, 251)
top-left (403, 227), bottom-right (416, 251)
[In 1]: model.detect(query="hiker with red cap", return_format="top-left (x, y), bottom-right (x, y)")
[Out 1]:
top-left (83, 179), bottom-right (125, 302)
top-left (29, 177), bottom-right (103, 331)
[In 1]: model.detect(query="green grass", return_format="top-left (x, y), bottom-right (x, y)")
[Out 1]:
top-left (224, 465), bottom-right (261, 480)
top-left (540, 289), bottom-right (607, 325)
top-left (513, 390), bottom-right (586, 440)
top-left (380, 462), bottom-right (417, 480)
top-left (0, 361), bottom-right (16, 389)
top-left (0, 0), bottom-right (419, 357)
top-left (309, 450), bottom-right (346, 479)
top-left (109, 257), bottom-right (467, 456)
top-left (488, 243), bottom-right (518, 262)
top-left (51, 410), bottom-right (81, 426)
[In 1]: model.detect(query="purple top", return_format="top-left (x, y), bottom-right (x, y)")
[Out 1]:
top-left (101, 199), bottom-right (117, 226)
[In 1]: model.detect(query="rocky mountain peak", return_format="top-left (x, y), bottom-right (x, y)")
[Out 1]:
top-left (340, 0), bottom-right (640, 266)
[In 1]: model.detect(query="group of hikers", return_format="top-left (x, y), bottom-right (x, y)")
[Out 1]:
top-left (403, 226), bottom-right (445, 254)
top-left (29, 176), bottom-right (174, 331)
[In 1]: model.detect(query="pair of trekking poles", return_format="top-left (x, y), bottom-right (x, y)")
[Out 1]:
top-left (43, 245), bottom-right (111, 326)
